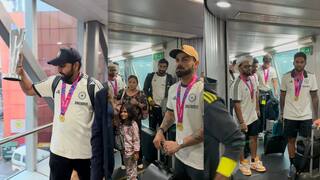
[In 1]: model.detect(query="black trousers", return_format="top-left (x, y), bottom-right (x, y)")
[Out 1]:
top-left (171, 157), bottom-right (204, 180)
top-left (149, 106), bottom-right (164, 131)
top-left (49, 152), bottom-right (90, 180)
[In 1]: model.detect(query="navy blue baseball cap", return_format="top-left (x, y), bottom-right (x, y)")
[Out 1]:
top-left (48, 48), bottom-right (81, 66)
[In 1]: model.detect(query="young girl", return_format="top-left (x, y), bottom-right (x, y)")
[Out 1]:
top-left (117, 75), bottom-right (148, 169)
top-left (119, 103), bottom-right (140, 180)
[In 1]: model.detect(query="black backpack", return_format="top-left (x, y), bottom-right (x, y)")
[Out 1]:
top-left (51, 75), bottom-right (96, 110)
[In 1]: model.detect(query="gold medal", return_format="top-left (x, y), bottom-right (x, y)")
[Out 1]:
top-left (177, 123), bottom-right (184, 131)
top-left (59, 115), bottom-right (65, 122)
top-left (294, 96), bottom-right (299, 101)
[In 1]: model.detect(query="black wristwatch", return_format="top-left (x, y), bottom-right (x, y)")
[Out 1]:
top-left (158, 127), bottom-right (165, 134)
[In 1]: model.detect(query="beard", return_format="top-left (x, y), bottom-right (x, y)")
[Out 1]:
top-left (61, 66), bottom-right (75, 84)
top-left (176, 66), bottom-right (194, 78)
top-left (61, 73), bottom-right (73, 84)
top-left (158, 70), bottom-right (166, 75)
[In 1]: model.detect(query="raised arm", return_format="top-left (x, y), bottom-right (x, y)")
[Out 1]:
top-left (16, 54), bottom-right (36, 96)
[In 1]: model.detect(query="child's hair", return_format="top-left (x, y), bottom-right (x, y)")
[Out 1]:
top-left (119, 103), bottom-right (136, 125)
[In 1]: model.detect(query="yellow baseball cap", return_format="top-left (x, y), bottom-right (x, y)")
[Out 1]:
top-left (169, 45), bottom-right (199, 62)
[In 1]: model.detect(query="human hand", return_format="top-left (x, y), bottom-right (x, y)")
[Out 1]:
top-left (240, 123), bottom-right (248, 133)
top-left (149, 100), bottom-right (155, 107)
top-left (153, 131), bottom-right (166, 150)
top-left (163, 141), bottom-right (181, 156)
top-left (16, 53), bottom-right (24, 75)
top-left (130, 98), bottom-right (139, 106)
top-left (134, 151), bottom-right (139, 161)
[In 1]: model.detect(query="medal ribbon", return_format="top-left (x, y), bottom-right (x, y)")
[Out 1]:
top-left (263, 67), bottom-right (270, 84)
top-left (109, 78), bottom-right (118, 96)
top-left (240, 75), bottom-right (254, 99)
top-left (60, 74), bottom-right (81, 116)
top-left (176, 75), bottom-right (198, 126)
top-left (294, 72), bottom-right (304, 98)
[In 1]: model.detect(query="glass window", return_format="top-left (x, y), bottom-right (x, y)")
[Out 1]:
top-left (254, 56), bottom-right (264, 65)
top-left (131, 55), bottom-right (153, 89)
top-left (273, 49), bottom-right (298, 82)
top-left (13, 153), bottom-right (21, 161)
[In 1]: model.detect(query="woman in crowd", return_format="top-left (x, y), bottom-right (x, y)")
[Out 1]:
top-left (117, 75), bottom-right (148, 169)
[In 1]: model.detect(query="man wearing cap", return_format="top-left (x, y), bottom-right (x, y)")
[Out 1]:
top-left (256, 54), bottom-right (278, 132)
top-left (153, 45), bottom-right (204, 179)
top-left (16, 48), bottom-right (104, 180)
top-left (106, 63), bottom-right (126, 97)
top-left (231, 56), bottom-right (266, 176)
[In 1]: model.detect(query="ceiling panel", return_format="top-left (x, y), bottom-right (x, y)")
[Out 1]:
top-left (108, 31), bottom-right (175, 57)
top-left (227, 21), bottom-right (320, 56)
top-left (206, 0), bottom-right (320, 56)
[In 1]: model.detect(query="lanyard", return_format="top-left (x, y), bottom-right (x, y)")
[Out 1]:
top-left (60, 74), bottom-right (81, 116)
top-left (294, 72), bottom-right (304, 98)
top-left (176, 75), bottom-right (198, 131)
top-left (263, 67), bottom-right (270, 84)
top-left (109, 78), bottom-right (118, 96)
top-left (240, 75), bottom-right (254, 99)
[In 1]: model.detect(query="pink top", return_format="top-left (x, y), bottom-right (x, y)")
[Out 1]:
top-left (120, 121), bottom-right (140, 156)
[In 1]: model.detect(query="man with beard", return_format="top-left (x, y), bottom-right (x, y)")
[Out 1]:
top-left (153, 45), bottom-right (204, 179)
top-left (107, 62), bottom-right (126, 97)
top-left (16, 48), bottom-right (103, 180)
top-left (251, 58), bottom-right (259, 85)
top-left (232, 56), bottom-right (266, 176)
top-left (257, 54), bottom-right (278, 132)
top-left (143, 58), bottom-right (175, 131)
top-left (280, 52), bottom-right (318, 178)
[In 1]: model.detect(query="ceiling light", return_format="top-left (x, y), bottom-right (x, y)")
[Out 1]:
top-left (188, 0), bottom-right (203, 3)
top-left (216, 1), bottom-right (231, 8)
top-left (250, 50), bottom-right (267, 57)
top-left (109, 56), bottom-right (126, 62)
top-left (274, 42), bottom-right (300, 52)
top-left (57, 42), bottom-right (62, 45)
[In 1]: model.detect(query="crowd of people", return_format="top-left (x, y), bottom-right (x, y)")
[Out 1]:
top-left (14, 45), bottom-right (320, 180)
top-left (230, 52), bottom-right (319, 178)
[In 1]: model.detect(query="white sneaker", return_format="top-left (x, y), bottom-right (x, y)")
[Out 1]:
top-left (120, 165), bottom-right (126, 170)
top-left (138, 164), bottom-right (143, 169)
top-left (239, 159), bottom-right (252, 176)
top-left (250, 157), bottom-right (266, 172)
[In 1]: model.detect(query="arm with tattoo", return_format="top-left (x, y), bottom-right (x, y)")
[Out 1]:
top-left (159, 110), bottom-right (175, 133)
top-left (179, 128), bottom-right (204, 149)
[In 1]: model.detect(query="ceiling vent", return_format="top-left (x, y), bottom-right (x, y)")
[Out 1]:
top-left (108, 22), bottom-right (197, 39)
top-left (234, 12), bottom-right (320, 27)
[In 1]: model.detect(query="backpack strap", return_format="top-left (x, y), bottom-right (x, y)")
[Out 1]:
top-left (52, 76), bottom-right (62, 98)
top-left (87, 76), bottom-right (96, 110)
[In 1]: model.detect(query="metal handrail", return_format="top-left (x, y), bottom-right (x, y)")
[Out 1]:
top-left (0, 123), bottom-right (52, 145)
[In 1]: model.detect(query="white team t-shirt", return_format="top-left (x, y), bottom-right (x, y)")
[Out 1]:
top-left (33, 74), bottom-right (103, 159)
top-left (257, 66), bottom-right (277, 91)
top-left (167, 80), bottom-right (204, 170)
top-left (108, 75), bottom-right (126, 96)
top-left (232, 76), bottom-right (258, 125)
top-left (281, 71), bottom-right (318, 120)
top-left (152, 73), bottom-right (167, 106)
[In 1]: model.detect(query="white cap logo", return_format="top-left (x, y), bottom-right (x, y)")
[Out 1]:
top-left (56, 50), bottom-right (61, 57)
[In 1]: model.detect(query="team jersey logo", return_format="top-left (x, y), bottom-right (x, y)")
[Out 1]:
top-left (188, 93), bottom-right (197, 102)
top-left (78, 91), bottom-right (86, 100)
